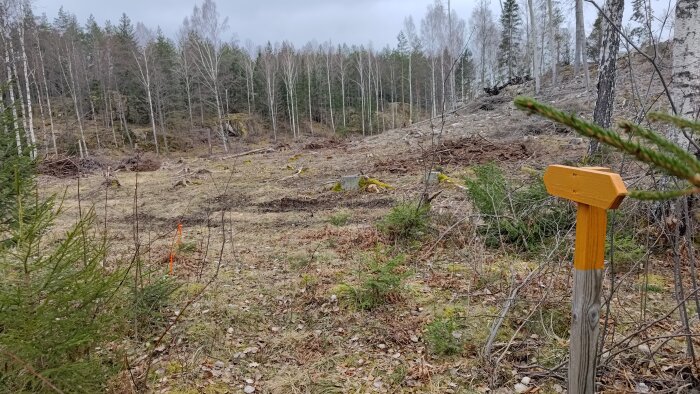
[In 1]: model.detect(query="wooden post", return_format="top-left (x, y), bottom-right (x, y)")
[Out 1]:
top-left (543, 165), bottom-right (627, 394)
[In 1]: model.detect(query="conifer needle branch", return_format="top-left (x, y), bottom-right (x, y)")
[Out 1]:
top-left (514, 97), bottom-right (700, 188)
top-left (0, 349), bottom-right (65, 394)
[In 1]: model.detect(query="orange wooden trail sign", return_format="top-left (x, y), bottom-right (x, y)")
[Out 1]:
top-left (543, 165), bottom-right (627, 394)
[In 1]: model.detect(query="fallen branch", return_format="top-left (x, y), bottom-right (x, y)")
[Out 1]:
top-left (278, 167), bottom-right (304, 181)
top-left (222, 147), bottom-right (275, 159)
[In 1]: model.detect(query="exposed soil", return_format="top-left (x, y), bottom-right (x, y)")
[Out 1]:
top-left (39, 57), bottom-right (692, 394)
top-left (373, 135), bottom-right (532, 173)
top-left (257, 194), bottom-right (396, 213)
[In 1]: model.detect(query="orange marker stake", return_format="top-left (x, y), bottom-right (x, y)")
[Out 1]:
top-left (543, 165), bottom-right (627, 394)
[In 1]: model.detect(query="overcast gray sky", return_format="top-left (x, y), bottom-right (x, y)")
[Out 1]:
top-left (31, 0), bottom-right (670, 49)
top-left (32, 0), bottom-right (475, 48)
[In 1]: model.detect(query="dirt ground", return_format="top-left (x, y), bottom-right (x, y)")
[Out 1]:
top-left (38, 55), bottom-right (697, 393)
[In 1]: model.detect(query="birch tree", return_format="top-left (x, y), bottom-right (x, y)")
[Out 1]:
top-left (302, 42), bottom-right (316, 134)
top-left (176, 22), bottom-right (195, 131)
top-left (188, 0), bottom-right (229, 152)
top-left (337, 44), bottom-right (348, 128)
top-left (323, 42), bottom-right (335, 133)
top-left (403, 17), bottom-right (419, 123)
top-left (470, 0), bottom-right (498, 89)
top-left (34, 26), bottom-right (57, 155)
top-left (133, 23), bottom-right (159, 154)
top-left (547, 0), bottom-right (557, 85)
top-left (670, 0), bottom-right (700, 149)
top-left (18, 1), bottom-right (36, 158)
top-left (527, 0), bottom-right (540, 93)
top-left (280, 41), bottom-right (298, 137)
top-left (574, 0), bottom-right (590, 88)
top-left (590, 0), bottom-right (624, 155)
top-left (421, 1), bottom-right (444, 117)
top-left (0, 3), bottom-right (21, 155)
top-left (261, 42), bottom-right (278, 139)
top-left (242, 39), bottom-right (256, 115)
top-left (355, 47), bottom-right (366, 135)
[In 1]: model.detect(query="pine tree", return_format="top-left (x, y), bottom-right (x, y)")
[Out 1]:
top-left (457, 49), bottom-right (475, 100)
top-left (0, 96), bottom-right (125, 393)
top-left (586, 12), bottom-right (603, 63)
top-left (630, 0), bottom-right (654, 45)
top-left (498, 0), bottom-right (522, 81)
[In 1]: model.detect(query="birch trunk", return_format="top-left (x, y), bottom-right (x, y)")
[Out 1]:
top-left (670, 0), bottom-right (700, 149)
top-left (430, 58), bottom-right (437, 117)
top-left (61, 45), bottom-right (88, 157)
top-left (340, 56), bottom-right (347, 128)
top-left (4, 36), bottom-right (21, 155)
top-left (35, 30), bottom-right (57, 155)
top-left (408, 53), bottom-right (413, 123)
top-left (326, 48), bottom-right (335, 132)
top-left (260, 48), bottom-right (278, 140)
top-left (590, 0), bottom-right (624, 155)
top-left (307, 59), bottom-right (313, 134)
top-left (367, 52), bottom-right (373, 134)
top-left (18, 15), bottom-right (36, 158)
top-left (213, 87), bottom-right (228, 151)
top-left (357, 52), bottom-right (366, 136)
top-left (528, 0), bottom-right (541, 93)
top-left (31, 65), bottom-right (47, 155)
top-left (575, 0), bottom-right (590, 88)
top-left (133, 50), bottom-right (160, 154)
top-left (14, 48), bottom-right (30, 152)
top-left (548, 0), bottom-right (557, 86)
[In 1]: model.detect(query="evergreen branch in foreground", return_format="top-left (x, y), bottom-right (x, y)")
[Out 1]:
top-left (514, 96), bottom-right (700, 189)
top-left (630, 188), bottom-right (699, 201)
top-left (648, 112), bottom-right (700, 134)
top-left (618, 121), bottom-right (700, 174)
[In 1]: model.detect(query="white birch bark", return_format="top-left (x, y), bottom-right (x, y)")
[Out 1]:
top-left (18, 6), bottom-right (36, 158)
top-left (325, 44), bottom-right (335, 133)
top-left (670, 0), bottom-right (700, 149)
top-left (133, 27), bottom-right (159, 155)
top-left (528, 0), bottom-right (540, 93)
top-left (3, 31), bottom-right (21, 154)
top-left (35, 29), bottom-right (57, 155)
top-left (548, 0), bottom-right (557, 86)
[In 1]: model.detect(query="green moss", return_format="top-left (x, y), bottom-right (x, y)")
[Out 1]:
top-left (607, 235), bottom-right (646, 272)
top-left (165, 360), bottom-right (184, 375)
top-left (331, 182), bottom-right (343, 192)
top-left (359, 176), bottom-right (394, 190)
top-left (178, 241), bottom-right (198, 253)
top-left (641, 273), bottom-right (666, 293)
top-left (174, 282), bottom-right (206, 300)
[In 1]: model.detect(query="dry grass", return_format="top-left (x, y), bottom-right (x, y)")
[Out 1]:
top-left (38, 60), bottom-right (696, 393)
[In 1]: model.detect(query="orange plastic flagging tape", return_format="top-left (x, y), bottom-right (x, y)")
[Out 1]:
top-left (169, 222), bottom-right (183, 275)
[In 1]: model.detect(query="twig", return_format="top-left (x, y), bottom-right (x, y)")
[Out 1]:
top-left (139, 169), bottom-right (235, 388)
top-left (484, 266), bottom-right (543, 358)
top-left (584, 0), bottom-right (700, 153)
top-left (1, 349), bottom-right (65, 394)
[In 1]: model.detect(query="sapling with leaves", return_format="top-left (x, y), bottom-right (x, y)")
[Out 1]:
top-left (514, 96), bottom-right (700, 200)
